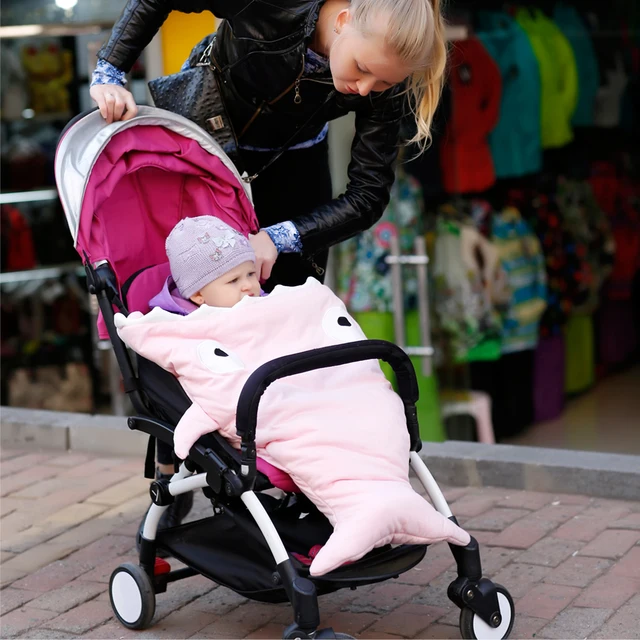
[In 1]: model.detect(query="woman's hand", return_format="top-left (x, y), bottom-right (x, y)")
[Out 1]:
top-left (249, 231), bottom-right (278, 282)
top-left (90, 84), bottom-right (138, 124)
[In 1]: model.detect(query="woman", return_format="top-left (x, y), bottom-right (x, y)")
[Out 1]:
top-left (91, 0), bottom-right (447, 535)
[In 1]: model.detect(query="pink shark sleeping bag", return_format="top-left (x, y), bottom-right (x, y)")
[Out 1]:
top-left (115, 278), bottom-right (470, 575)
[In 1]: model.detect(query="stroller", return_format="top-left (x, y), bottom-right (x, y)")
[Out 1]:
top-left (55, 106), bottom-right (515, 640)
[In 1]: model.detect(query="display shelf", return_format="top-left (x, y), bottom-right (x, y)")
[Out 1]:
top-left (0, 262), bottom-right (84, 285)
top-left (0, 189), bottom-right (59, 205)
top-left (1, 112), bottom-right (72, 124)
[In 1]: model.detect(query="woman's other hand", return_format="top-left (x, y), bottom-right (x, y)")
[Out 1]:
top-left (90, 84), bottom-right (138, 124)
top-left (249, 231), bottom-right (278, 282)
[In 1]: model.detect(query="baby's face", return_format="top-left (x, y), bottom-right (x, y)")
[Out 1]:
top-left (191, 261), bottom-right (261, 308)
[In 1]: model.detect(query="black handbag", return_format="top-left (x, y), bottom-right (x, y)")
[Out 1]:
top-left (148, 38), bottom-right (242, 167)
top-left (148, 36), bottom-right (336, 183)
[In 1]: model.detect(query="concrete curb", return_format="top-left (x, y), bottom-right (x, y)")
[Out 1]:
top-left (0, 406), bottom-right (148, 457)
top-left (419, 440), bottom-right (640, 501)
top-left (2, 406), bottom-right (639, 500)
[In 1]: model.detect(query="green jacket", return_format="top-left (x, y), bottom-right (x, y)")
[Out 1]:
top-left (516, 9), bottom-right (578, 148)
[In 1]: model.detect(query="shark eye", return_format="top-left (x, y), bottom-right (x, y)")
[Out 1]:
top-left (197, 341), bottom-right (244, 374)
top-left (322, 307), bottom-right (365, 343)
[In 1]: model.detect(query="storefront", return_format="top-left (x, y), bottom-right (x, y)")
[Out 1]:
top-left (333, 0), bottom-right (640, 454)
top-left (0, 0), bottom-right (211, 414)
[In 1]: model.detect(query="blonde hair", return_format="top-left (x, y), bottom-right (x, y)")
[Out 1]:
top-left (351, 0), bottom-right (447, 151)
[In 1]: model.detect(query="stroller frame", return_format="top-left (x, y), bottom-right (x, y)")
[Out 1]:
top-left (87, 260), bottom-right (515, 640)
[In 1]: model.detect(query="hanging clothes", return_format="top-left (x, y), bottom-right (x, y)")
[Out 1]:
top-left (336, 169), bottom-right (423, 314)
top-left (431, 210), bottom-right (507, 364)
top-left (476, 11), bottom-right (542, 179)
top-left (593, 53), bottom-right (628, 128)
top-left (516, 9), bottom-right (579, 149)
top-left (510, 189), bottom-right (591, 337)
top-left (604, 178), bottom-right (640, 302)
top-left (556, 178), bottom-right (616, 314)
top-left (440, 37), bottom-right (502, 194)
top-left (491, 206), bottom-right (547, 354)
top-left (0, 205), bottom-right (37, 272)
top-left (589, 161), bottom-right (620, 216)
top-left (553, 4), bottom-right (600, 127)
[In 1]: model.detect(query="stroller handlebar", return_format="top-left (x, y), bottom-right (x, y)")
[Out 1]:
top-left (235, 339), bottom-right (422, 489)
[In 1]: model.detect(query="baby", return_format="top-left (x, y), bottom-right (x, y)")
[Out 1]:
top-left (150, 215), bottom-right (261, 314)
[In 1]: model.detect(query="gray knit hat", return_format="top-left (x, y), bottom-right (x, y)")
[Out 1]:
top-left (166, 216), bottom-right (256, 300)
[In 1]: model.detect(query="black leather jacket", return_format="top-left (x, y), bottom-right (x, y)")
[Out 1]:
top-left (99, 0), bottom-right (405, 254)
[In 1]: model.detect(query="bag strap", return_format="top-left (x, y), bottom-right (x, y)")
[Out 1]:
top-left (241, 89), bottom-right (337, 184)
top-left (196, 40), bottom-right (215, 67)
top-left (199, 40), bottom-right (336, 184)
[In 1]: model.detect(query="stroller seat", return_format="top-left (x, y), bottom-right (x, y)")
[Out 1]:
top-left (122, 263), bottom-right (300, 494)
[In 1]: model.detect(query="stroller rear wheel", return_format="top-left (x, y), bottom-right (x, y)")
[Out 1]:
top-left (459, 585), bottom-right (515, 640)
top-left (109, 563), bottom-right (156, 630)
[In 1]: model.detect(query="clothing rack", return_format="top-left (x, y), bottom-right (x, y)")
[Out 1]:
top-left (386, 234), bottom-right (434, 377)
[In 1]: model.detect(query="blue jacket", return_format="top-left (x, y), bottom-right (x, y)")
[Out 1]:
top-left (477, 12), bottom-right (542, 178)
top-left (553, 4), bottom-right (600, 127)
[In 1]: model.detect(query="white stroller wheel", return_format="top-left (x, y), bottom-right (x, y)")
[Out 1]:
top-left (109, 563), bottom-right (156, 630)
top-left (459, 585), bottom-right (515, 640)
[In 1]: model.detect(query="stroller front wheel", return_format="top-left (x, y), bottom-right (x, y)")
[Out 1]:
top-left (459, 585), bottom-right (515, 640)
top-left (109, 563), bottom-right (156, 630)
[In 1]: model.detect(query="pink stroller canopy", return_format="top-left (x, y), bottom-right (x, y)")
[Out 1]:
top-left (55, 107), bottom-right (259, 290)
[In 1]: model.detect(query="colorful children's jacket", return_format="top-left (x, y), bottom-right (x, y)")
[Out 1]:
top-left (491, 207), bottom-right (548, 353)
top-left (432, 210), bottom-right (508, 363)
top-left (440, 37), bottom-right (502, 194)
top-left (508, 189), bottom-right (591, 337)
top-left (477, 11), bottom-right (542, 178)
top-left (336, 169), bottom-right (423, 313)
top-left (553, 3), bottom-right (600, 127)
top-left (556, 179), bottom-right (615, 313)
top-left (516, 9), bottom-right (578, 148)
top-left (115, 279), bottom-right (470, 576)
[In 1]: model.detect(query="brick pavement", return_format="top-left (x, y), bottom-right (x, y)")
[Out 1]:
top-left (1, 446), bottom-right (639, 639)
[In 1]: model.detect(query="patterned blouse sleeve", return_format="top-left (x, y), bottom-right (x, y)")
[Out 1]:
top-left (262, 221), bottom-right (303, 254)
top-left (91, 59), bottom-right (127, 87)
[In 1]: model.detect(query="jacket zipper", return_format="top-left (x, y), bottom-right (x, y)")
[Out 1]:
top-left (242, 53), bottom-right (332, 133)
top-left (237, 54), bottom-right (305, 139)
top-left (269, 54), bottom-right (306, 106)
top-left (307, 255), bottom-right (325, 276)
top-left (294, 77), bottom-right (334, 104)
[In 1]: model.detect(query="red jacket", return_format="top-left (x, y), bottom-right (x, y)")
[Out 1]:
top-left (440, 38), bottom-right (502, 194)
top-left (0, 205), bottom-right (36, 271)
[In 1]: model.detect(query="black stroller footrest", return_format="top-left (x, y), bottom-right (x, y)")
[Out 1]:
top-left (310, 544), bottom-right (427, 587)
